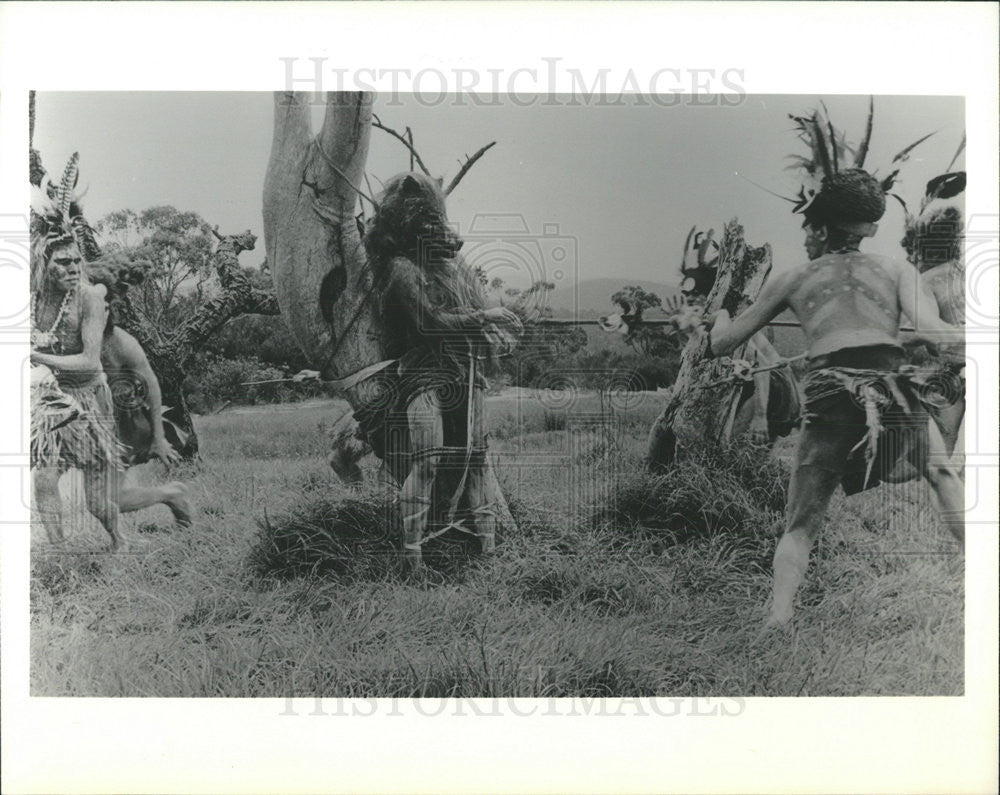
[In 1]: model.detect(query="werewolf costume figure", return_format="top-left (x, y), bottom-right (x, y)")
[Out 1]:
top-left (709, 108), bottom-right (964, 628)
top-left (360, 172), bottom-right (521, 568)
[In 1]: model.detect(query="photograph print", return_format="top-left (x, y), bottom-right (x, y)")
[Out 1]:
top-left (28, 90), bottom-right (967, 698)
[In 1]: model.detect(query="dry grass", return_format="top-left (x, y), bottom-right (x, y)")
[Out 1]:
top-left (30, 395), bottom-right (963, 697)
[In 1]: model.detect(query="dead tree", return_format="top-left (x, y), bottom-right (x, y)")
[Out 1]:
top-left (263, 91), bottom-right (517, 533)
top-left (646, 219), bottom-right (773, 469)
top-left (114, 230), bottom-right (279, 458)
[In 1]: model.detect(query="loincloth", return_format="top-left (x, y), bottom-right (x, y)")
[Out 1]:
top-left (114, 401), bottom-right (155, 466)
top-left (31, 367), bottom-right (125, 472)
top-left (353, 348), bottom-right (490, 492)
top-left (798, 345), bottom-right (944, 494)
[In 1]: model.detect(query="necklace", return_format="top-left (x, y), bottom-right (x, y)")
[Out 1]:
top-left (32, 288), bottom-right (74, 352)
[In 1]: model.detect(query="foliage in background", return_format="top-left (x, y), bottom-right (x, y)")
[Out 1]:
top-left (610, 284), bottom-right (685, 360)
top-left (183, 353), bottom-right (325, 414)
top-left (97, 206), bottom-right (217, 337)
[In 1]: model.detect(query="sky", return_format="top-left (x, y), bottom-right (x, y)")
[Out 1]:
top-left (33, 92), bottom-right (964, 295)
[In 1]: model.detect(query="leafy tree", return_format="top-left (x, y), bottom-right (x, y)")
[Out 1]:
top-left (484, 276), bottom-right (587, 387)
top-left (96, 206), bottom-right (216, 334)
top-left (610, 284), bottom-right (684, 359)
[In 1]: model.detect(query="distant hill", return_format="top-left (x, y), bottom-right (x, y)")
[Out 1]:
top-left (542, 277), bottom-right (679, 319)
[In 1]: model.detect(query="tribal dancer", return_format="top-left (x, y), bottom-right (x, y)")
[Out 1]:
top-left (31, 201), bottom-right (127, 548)
top-left (900, 160), bottom-right (966, 461)
top-left (708, 155), bottom-right (964, 628)
top-left (31, 161), bottom-right (192, 548)
top-left (362, 172), bottom-right (521, 569)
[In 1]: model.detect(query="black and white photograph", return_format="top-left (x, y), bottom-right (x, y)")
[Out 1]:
top-left (26, 89), bottom-right (971, 697)
top-left (1, 3), bottom-right (997, 794)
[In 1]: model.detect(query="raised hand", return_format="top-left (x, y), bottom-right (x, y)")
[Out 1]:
top-left (483, 306), bottom-right (523, 336)
top-left (291, 369), bottom-right (321, 384)
top-left (151, 437), bottom-right (182, 468)
top-left (662, 294), bottom-right (705, 334)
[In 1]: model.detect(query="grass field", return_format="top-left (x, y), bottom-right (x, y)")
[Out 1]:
top-left (30, 393), bottom-right (964, 697)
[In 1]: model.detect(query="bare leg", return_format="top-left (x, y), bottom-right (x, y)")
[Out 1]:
top-left (119, 480), bottom-right (192, 527)
top-left (400, 391), bottom-right (443, 570)
top-left (33, 467), bottom-right (65, 544)
top-left (767, 464), bottom-right (841, 628)
top-left (484, 457), bottom-right (517, 535)
top-left (949, 408), bottom-right (965, 477)
top-left (935, 397), bottom-right (965, 463)
top-left (923, 419), bottom-right (964, 546)
top-left (83, 465), bottom-right (124, 551)
top-left (464, 389), bottom-right (495, 554)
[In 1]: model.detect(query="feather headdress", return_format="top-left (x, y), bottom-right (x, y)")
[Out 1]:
top-left (783, 98), bottom-right (935, 233)
top-left (898, 135), bottom-right (966, 269)
top-left (30, 152), bottom-right (91, 293)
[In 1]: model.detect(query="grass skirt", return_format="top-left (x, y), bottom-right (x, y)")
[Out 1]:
top-left (31, 366), bottom-right (125, 472)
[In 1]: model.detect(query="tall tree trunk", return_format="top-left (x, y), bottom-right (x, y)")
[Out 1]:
top-left (646, 219), bottom-right (773, 469)
top-left (263, 91), bottom-right (383, 383)
top-left (264, 92), bottom-right (518, 535)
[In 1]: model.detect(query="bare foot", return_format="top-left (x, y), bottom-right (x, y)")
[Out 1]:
top-left (754, 611), bottom-right (794, 644)
top-left (166, 482), bottom-right (193, 527)
top-left (402, 546), bottom-right (425, 577)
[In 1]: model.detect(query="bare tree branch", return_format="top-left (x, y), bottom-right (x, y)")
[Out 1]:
top-left (371, 114), bottom-right (432, 177)
top-left (444, 141), bottom-right (497, 196)
top-left (311, 138), bottom-right (379, 208)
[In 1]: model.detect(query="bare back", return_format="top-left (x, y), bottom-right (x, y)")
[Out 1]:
top-left (920, 261), bottom-right (965, 326)
top-left (784, 251), bottom-right (903, 358)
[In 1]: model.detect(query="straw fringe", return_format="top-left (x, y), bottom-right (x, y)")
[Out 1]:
top-left (804, 365), bottom-right (942, 490)
top-left (31, 376), bottom-right (125, 471)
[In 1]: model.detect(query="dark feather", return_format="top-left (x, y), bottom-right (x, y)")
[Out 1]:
top-left (827, 118), bottom-right (839, 173)
top-left (854, 96), bottom-right (874, 168)
top-left (925, 172), bottom-right (966, 201)
top-left (891, 131), bottom-right (936, 164)
top-left (880, 169), bottom-right (900, 193)
top-left (811, 117), bottom-right (833, 179)
top-left (945, 134), bottom-right (966, 172)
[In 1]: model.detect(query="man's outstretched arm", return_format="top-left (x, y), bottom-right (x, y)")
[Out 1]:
top-left (115, 330), bottom-right (180, 466)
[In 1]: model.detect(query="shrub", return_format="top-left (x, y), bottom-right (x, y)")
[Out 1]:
top-left (596, 440), bottom-right (789, 546)
top-left (183, 353), bottom-right (325, 413)
top-left (543, 411), bottom-right (568, 432)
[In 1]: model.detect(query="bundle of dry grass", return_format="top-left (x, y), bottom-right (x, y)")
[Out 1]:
top-left (249, 489), bottom-right (399, 581)
top-left (249, 484), bottom-right (500, 582)
top-left (597, 441), bottom-right (789, 546)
